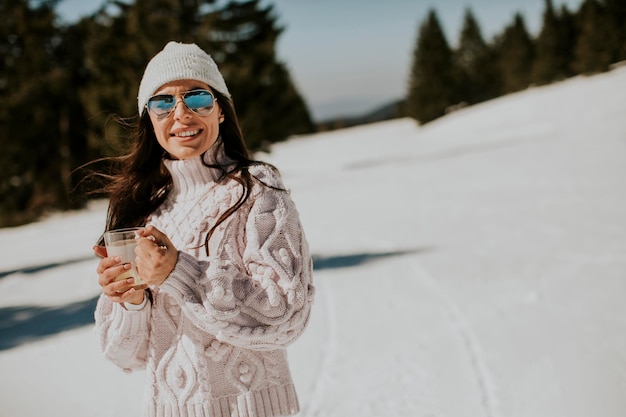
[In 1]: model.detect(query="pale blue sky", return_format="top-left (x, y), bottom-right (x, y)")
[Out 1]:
top-left (57, 0), bottom-right (584, 121)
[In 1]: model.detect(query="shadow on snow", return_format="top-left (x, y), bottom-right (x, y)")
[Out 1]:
top-left (312, 247), bottom-right (432, 271)
top-left (0, 296), bottom-right (99, 351)
top-left (0, 256), bottom-right (96, 280)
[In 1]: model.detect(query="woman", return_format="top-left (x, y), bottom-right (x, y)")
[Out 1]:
top-left (93, 41), bottom-right (314, 417)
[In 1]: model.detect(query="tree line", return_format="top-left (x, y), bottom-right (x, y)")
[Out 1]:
top-left (0, 0), bottom-right (314, 227)
top-left (406, 0), bottom-right (626, 124)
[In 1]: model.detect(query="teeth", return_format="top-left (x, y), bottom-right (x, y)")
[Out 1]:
top-left (175, 130), bottom-right (200, 137)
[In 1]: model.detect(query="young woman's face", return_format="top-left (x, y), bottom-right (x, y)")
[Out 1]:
top-left (147, 80), bottom-right (223, 160)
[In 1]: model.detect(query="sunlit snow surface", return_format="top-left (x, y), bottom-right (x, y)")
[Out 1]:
top-left (1, 67), bottom-right (626, 417)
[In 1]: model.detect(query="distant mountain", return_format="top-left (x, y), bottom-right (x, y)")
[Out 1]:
top-left (315, 99), bottom-right (406, 132)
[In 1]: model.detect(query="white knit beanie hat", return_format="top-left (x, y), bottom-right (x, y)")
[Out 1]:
top-left (137, 41), bottom-right (230, 114)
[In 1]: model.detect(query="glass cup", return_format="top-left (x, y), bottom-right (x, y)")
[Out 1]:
top-left (103, 227), bottom-right (146, 289)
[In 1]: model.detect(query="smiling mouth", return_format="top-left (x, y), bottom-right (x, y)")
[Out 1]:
top-left (171, 129), bottom-right (201, 138)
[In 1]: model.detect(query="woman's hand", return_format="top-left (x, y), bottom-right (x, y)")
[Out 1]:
top-left (94, 246), bottom-right (146, 304)
top-left (135, 225), bottom-right (178, 287)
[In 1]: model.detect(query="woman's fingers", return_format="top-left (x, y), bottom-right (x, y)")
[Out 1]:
top-left (106, 284), bottom-right (139, 303)
top-left (134, 226), bottom-right (178, 286)
top-left (93, 245), bottom-right (108, 258)
top-left (105, 277), bottom-right (134, 296)
top-left (137, 225), bottom-right (175, 253)
top-left (97, 258), bottom-right (128, 285)
top-left (97, 258), bottom-right (139, 292)
top-left (96, 256), bottom-right (122, 275)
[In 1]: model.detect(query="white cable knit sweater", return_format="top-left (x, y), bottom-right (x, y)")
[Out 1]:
top-left (94, 149), bottom-right (314, 417)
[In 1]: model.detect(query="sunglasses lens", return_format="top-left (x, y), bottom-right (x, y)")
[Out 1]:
top-left (147, 95), bottom-right (176, 117)
top-left (183, 90), bottom-right (215, 114)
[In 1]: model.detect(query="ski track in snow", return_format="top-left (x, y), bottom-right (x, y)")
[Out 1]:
top-left (299, 278), bottom-right (338, 417)
top-left (409, 257), bottom-right (499, 417)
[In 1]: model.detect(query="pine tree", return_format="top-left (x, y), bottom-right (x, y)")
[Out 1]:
top-left (496, 13), bottom-right (534, 93)
top-left (603, 0), bottom-right (626, 63)
top-left (204, 0), bottom-right (313, 149)
top-left (454, 8), bottom-right (500, 105)
top-left (573, 0), bottom-right (613, 74)
top-left (55, 20), bottom-right (91, 205)
top-left (558, 5), bottom-right (578, 74)
top-left (532, 0), bottom-right (577, 84)
top-left (406, 10), bottom-right (459, 124)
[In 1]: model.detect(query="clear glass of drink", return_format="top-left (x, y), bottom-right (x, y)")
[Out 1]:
top-left (103, 227), bottom-right (146, 289)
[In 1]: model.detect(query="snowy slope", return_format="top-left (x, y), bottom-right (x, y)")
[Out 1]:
top-left (1, 66), bottom-right (626, 417)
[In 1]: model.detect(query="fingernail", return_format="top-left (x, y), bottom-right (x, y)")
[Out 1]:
top-left (115, 256), bottom-right (122, 262)
top-left (124, 263), bottom-right (132, 269)
top-left (127, 277), bottom-right (135, 283)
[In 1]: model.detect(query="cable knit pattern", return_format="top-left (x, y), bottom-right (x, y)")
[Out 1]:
top-left (94, 148), bottom-right (314, 417)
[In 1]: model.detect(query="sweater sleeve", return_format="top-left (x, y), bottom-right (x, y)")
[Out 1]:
top-left (159, 168), bottom-right (314, 350)
top-left (94, 294), bottom-right (151, 371)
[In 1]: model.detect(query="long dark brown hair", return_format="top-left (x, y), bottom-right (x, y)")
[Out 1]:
top-left (101, 90), bottom-right (277, 255)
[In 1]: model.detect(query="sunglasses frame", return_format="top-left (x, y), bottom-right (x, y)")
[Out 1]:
top-left (145, 89), bottom-right (217, 120)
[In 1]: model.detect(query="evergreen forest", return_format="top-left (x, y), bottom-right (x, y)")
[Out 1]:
top-left (407, 0), bottom-right (626, 124)
top-left (1, 0), bottom-right (625, 227)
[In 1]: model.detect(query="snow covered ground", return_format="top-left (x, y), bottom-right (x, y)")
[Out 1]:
top-left (2, 66), bottom-right (626, 417)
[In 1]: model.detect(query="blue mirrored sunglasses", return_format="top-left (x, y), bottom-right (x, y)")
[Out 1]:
top-left (145, 89), bottom-right (216, 120)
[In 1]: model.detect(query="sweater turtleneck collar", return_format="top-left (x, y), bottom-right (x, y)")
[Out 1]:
top-left (163, 139), bottom-right (235, 201)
